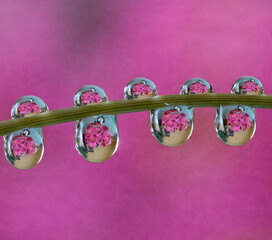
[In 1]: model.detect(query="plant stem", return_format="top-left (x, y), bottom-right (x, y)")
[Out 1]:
top-left (0, 93), bottom-right (271, 136)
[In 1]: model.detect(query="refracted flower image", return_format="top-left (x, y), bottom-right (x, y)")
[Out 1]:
top-left (124, 78), bottom-right (157, 99)
top-left (132, 82), bottom-right (152, 96)
top-left (84, 123), bottom-right (111, 149)
top-left (11, 135), bottom-right (36, 157)
top-left (161, 110), bottom-right (188, 132)
top-left (231, 76), bottom-right (264, 95)
top-left (241, 80), bottom-right (260, 93)
top-left (180, 78), bottom-right (213, 95)
top-left (227, 109), bottom-right (251, 132)
top-left (80, 91), bottom-right (102, 104)
top-left (18, 101), bottom-right (40, 115)
top-left (188, 82), bottom-right (208, 94)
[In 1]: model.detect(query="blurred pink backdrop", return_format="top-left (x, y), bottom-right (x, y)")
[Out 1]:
top-left (0, 0), bottom-right (272, 239)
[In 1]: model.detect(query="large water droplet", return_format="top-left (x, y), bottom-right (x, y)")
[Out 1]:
top-left (214, 105), bottom-right (256, 146)
top-left (150, 106), bottom-right (194, 146)
top-left (231, 76), bottom-right (264, 95)
top-left (4, 128), bottom-right (44, 169)
top-left (74, 86), bottom-right (119, 162)
top-left (75, 115), bottom-right (119, 163)
top-left (124, 77), bottom-right (158, 99)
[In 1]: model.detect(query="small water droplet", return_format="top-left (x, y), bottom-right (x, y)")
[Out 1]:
top-left (231, 76), bottom-right (264, 95)
top-left (11, 95), bottom-right (49, 118)
top-left (214, 105), bottom-right (256, 146)
top-left (124, 78), bottom-right (158, 100)
top-left (73, 85), bottom-right (108, 106)
top-left (180, 78), bottom-right (213, 95)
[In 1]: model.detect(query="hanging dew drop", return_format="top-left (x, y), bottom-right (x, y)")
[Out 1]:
top-left (214, 105), bottom-right (256, 146)
top-left (75, 116), bottom-right (119, 163)
top-left (4, 129), bottom-right (44, 169)
top-left (150, 106), bottom-right (194, 146)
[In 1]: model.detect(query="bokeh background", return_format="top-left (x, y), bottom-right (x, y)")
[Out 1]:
top-left (0, 0), bottom-right (272, 239)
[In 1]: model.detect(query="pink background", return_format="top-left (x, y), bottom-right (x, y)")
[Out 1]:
top-left (0, 0), bottom-right (272, 239)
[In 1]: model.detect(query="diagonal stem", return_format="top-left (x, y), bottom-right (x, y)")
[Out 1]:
top-left (0, 93), bottom-right (271, 136)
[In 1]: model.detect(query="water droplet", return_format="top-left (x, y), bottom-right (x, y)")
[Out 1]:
top-left (124, 77), bottom-right (158, 100)
top-left (74, 86), bottom-right (119, 162)
top-left (180, 78), bottom-right (213, 95)
top-left (150, 106), bottom-right (194, 146)
top-left (4, 129), bottom-right (44, 169)
top-left (11, 95), bottom-right (49, 118)
top-left (75, 115), bottom-right (119, 162)
top-left (231, 76), bottom-right (264, 95)
top-left (73, 85), bottom-right (108, 106)
top-left (214, 105), bottom-right (256, 146)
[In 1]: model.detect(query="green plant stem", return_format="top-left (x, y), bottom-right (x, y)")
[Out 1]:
top-left (0, 93), bottom-right (271, 136)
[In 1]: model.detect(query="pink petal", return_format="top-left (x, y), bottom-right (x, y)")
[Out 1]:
top-left (165, 125), bottom-right (175, 132)
top-left (232, 126), bottom-right (240, 132)
top-left (13, 148), bottom-right (21, 156)
top-left (20, 147), bottom-right (27, 156)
